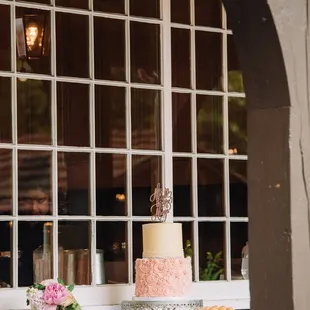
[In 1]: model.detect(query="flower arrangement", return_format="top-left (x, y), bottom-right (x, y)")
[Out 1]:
top-left (26, 278), bottom-right (81, 310)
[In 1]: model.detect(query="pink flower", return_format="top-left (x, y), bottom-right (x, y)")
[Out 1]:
top-left (43, 305), bottom-right (57, 310)
top-left (43, 282), bottom-right (68, 305)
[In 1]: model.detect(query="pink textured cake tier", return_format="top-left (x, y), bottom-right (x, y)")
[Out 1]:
top-left (135, 257), bottom-right (192, 297)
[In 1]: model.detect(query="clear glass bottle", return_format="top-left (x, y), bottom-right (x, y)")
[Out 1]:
top-left (241, 241), bottom-right (249, 280)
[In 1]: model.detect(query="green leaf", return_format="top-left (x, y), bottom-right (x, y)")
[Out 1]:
top-left (67, 283), bottom-right (75, 292)
top-left (26, 300), bottom-right (29, 306)
top-left (33, 283), bottom-right (45, 290)
top-left (57, 277), bottom-right (65, 285)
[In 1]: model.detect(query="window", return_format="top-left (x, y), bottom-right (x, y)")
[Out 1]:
top-left (0, 0), bottom-right (249, 309)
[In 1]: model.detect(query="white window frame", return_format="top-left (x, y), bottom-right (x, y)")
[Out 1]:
top-left (0, 0), bottom-right (250, 309)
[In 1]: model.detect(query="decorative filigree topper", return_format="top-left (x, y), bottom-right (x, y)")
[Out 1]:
top-left (150, 183), bottom-right (172, 222)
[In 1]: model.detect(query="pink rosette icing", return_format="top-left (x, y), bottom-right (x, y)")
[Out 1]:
top-left (135, 257), bottom-right (192, 297)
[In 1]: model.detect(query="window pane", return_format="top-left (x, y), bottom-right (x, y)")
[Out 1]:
top-left (16, 8), bottom-right (51, 75)
top-left (228, 97), bottom-right (247, 155)
top-left (171, 28), bottom-right (191, 88)
top-left (94, 17), bottom-right (125, 81)
top-left (95, 85), bottom-right (126, 148)
top-left (0, 77), bottom-right (12, 143)
top-left (17, 79), bottom-right (51, 145)
top-left (18, 150), bottom-right (52, 216)
top-left (97, 221), bottom-right (128, 284)
top-left (57, 82), bottom-right (90, 147)
top-left (172, 93), bottom-right (191, 152)
top-left (56, 13), bottom-right (89, 78)
top-left (173, 157), bottom-right (192, 217)
top-left (130, 0), bottom-right (160, 19)
top-left (171, 0), bottom-right (190, 24)
top-left (56, 0), bottom-right (89, 9)
top-left (230, 160), bottom-right (247, 217)
top-left (16, 0), bottom-right (50, 5)
top-left (0, 221), bottom-right (13, 288)
top-left (195, 0), bottom-right (222, 28)
top-left (19, 221), bottom-right (53, 287)
top-left (130, 22), bottom-right (161, 84)
top-left (198, 159), bottom-right (224, 216)
top-left (132, 155), bottom-right (161, 216)
top-left (96, 153), bottom-right (127, 216)
top-left (196, 95), bottom-right (223, 154)
top-left (195, 31), bottom-right (222, 91)
top-left (133, 221), bottom-right (147, 282)
top-left (94, 0), bottom-right (125, 14)
top-left (58, 152), bottom-right (90, 215)
top-left (131, 88), bottom-right (161, 150)
top-left (199, 222), bottom-right (225, 281)
top-left (0, 150), bottom-right (12, 215)
top-left (0, 5), bottom-right (11, 71)
top-left (58, 221), bottom-right (91, 285)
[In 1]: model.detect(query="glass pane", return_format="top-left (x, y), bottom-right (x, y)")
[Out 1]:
top-left (56, 0), bottom-right (88, 9)
top-left (173, 157), bottom-right (192, 216)
top-left (195, 0), bottom-right (222, 28)
top-left (196, 95), bottom-right (223, 154)
top-left (199, 222), bottom-right (225, 281)
top-left (228, 97), bottom-right (247, 155)
top-left (16, 0), bottom-right (50, 5)
top-left (18, 150), bottom-right (52, 216)
top-left (133, 221), bottom-right (147, 282)
top-left (132, 155), bottom-right (161, 216)
top-left (56, 13), bottom-right (89, 78)
top-left (97, 221), bottom-right (128, 284)
top-left (94, 0), bottom-right (125, 14)
top-left (58, 152), bottom-right (90, 215)
top-left (0, 5), bottom-right (11, 71)
top-left (19, 221), bottom-right (53, 287)
top-left (58, 221), bottom-right (90, 285)
top-left (130, 0), bottom-right (160, 19)
top-left (171, 0), bottom-right (190, 24)
top-left (172, 93), bottom-right (191, 152)
top-left (0, 150), bottom-right (12, 215)
top-left (95, 85), bottom-right (126, 148)
top-left (130, 22), bottom-right (160, 84)
top-left (231, 222), bottom-right (248, 280)
top-left (17, 79), bottom-right (51, 145)
top-left (131, 88), bottom-right (161, 150)
top-left (94, 17), bottom-right (125, 81)
top-left (0, 221), bottom-right (12, 288)
top-left (230, 160), bottom-right (247, 217)
top-left (198, 159), bottom-right (224, 216)
top-left (0, 77), bottom-right (12, 143)
top-left (16, 8), bottom-right (51, 75)
top-left (96, 153), bottom-right (127, 216)
top-left (171, 28), bottom-right (191, 88)
top-left (195, 31), bottom-right (222, 91)
top-left (57, 82), bottom-right (90, 147)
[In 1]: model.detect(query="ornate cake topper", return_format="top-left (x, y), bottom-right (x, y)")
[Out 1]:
top-left (150, 183), bottom-right (172, 222)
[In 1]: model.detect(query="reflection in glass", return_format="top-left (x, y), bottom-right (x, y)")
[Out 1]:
top-left (94, 0), bottom-right (125, 14)
top-left (0, 78), bottom-right (11, 143)
top-left (58, 152), bottom-right (89, 215)
top-left (56, 0), bottom-right (88, 9)
top-left (195, 0), bottom-right (222, 28)
top-left (171, 28), bottom-right (191, 88)
top-left (17, 79), bottom-right (51, 145)
top-left (195, 31), bottom-right (222, 90)
top-left (130, 22), bottom-right (161, 84)
top-left (18, 150), bottom-right (52, 216)
top-left (172, 93), bottom-right (191, 152)
top-left (0, 150), bottom-right (12, 215)
top-left (132, 155), bottom-right (161, 216)
top-left (96, 153), bottom-right (127, 216)
top-left (131, 88), bottom-right (161, 150)
top-left (199, 221), bottom-right (225, 281)
top-left (97, 221), bottom-right (128, 284)
top-left (231, 222), bottom-right (248, 280)
top-left (56, 13), bottom-right (89, 78)
top-left (94, 17), bottom-right (125, 81)
top-left (228, 97), bottom-right (247, 155)
top-left (19, 221), bottom-right (53, 287)
top-left (196, 95), bottom-right (223, 154)
top-left (0, 221), bottom-right (12, 288)
top-left (198, 159), bottom-right (224, 216)
top-left (58, 221), bottom-right (90, 285)
top-left (171, 0), bottom-right (190, 24)
top-left (173, 158), bottom-right (192, 216)
top-left (130, 0), bottom-right (160, 19)
top-left (230, 160), bottom-right (247, 217)
top-left (57, 82), bottom-right (89, 147)
top-left (133, 221), bottom-right (147, 282)
top-left (95, 85), bottom-right (126, 148)
top-left (0, 5), bottom-right (11, 71)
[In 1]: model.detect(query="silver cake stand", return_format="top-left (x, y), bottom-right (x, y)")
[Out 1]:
top-left (121, 299), bottom-right (203, 310)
